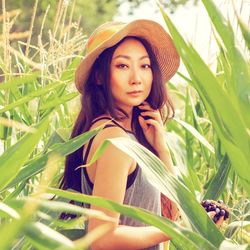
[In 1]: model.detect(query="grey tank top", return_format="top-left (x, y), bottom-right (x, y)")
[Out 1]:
top-left (81, 117), bottom-right (162, 250)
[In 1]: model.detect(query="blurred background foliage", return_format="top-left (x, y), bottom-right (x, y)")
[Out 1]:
top-left (0, 0), bottom-right (197, 46)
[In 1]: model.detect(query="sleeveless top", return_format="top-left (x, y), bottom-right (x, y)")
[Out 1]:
top-left (81, 117), bottom-right (162, 250)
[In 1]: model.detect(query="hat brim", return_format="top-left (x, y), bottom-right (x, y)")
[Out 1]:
top-left (75, 19), bottom-right (180, 94)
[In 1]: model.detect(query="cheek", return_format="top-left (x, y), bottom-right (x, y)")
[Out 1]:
top-left (110, 70), bottom-right (126, 90)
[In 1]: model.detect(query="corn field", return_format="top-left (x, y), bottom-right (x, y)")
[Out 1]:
top-left (0, 0), bottom-right (249, 249)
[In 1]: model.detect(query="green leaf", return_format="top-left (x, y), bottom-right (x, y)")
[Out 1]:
top-left (219, 239), bottom-right (249, 250)
top-left (0, 202), bottom-right (20, 219)
top-left (39, 92), bottom-right (78, 110)
top-left (0, 118), bottom-right (49, 190)
top-left (201, 0), bottom-right (250, 130)
top-left (6, 197), bottom-right (115, 223)
top-left (158, 3), bottom-right (250, 196)
top-left (238, 16), bottom-right (250, 52)
top-left (203, 155), bottom-right (231, 200)
top-left (0, 72), bottom-right (40, 91)
top-left (174, 118), bottom-right (214, 154)
top-left (0, 81), bottom-right (65, 114)
top-left (48, 188), bottom-right (217, 250)
top-left (1, 125), bottom-right (103, 192)
top-left (105, 137), bottom-right (224, 247)
top-left (224, 221), bottom-right (250, 239)
top-left (25, 222), bottom-right (75, 250)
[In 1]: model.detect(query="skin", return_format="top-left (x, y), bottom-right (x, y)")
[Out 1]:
top-left (83, 38), bottom-right (223, 250)
top-left (110, 38), bottom-right (153, 116)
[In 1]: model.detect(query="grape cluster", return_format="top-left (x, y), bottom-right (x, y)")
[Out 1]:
top-left (201, 199), bottom-right (229, 223)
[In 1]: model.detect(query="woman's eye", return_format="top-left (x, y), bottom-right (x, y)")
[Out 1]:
top-left (116, 64), bottom-right (128, 69)
top-left (142, 64), bottom-right (151, 69)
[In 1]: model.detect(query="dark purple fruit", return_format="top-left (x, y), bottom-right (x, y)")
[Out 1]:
top-left (209, 204), bottom-right (216, 211)
top-left (213, 214), bottom-right (220, 223)
top-left (224, 210), bottom-right (229, 219)
top-left (215, 208), bottom-right (221, 214)
top-left (201, 199), bottom-right (230, 223)
top-left (203, 200), bottom-right (210, 207)
top-left (220, 209), bottom-right (225, 216)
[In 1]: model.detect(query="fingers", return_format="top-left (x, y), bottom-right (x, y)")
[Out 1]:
top-left (138, 102), bottom-right (156, 113)
top-left (215, 216), bottom-right (224, 228)
top-left (207, 211), bottom-right (216, 219)
top-left (207, 211), bottom-right (224, 228)
top-left (138, 115), bottom-right (148, 131)
top-left (138, 102), bottom-right (162, 124)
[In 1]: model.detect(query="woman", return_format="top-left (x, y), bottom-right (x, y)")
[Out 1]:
top-left (60, 19), bottom-right (223, 250)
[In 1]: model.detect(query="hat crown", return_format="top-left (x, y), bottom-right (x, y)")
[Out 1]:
top-left (86, 22), bottom-right (125, 54)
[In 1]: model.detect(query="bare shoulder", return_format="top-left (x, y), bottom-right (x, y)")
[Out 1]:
top-left (89, 117), bottom-right (130, 145)
top-left (89, 117), bottom-right (134, 176)
top-left (84, 117), bottom-right (132, 162)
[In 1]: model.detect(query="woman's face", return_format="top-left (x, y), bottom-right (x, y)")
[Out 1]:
top-left (110, 38), bottom-right (153, 113)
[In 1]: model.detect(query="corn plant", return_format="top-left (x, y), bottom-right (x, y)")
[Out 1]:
top-left (0, 0), bottom-right (249, 249)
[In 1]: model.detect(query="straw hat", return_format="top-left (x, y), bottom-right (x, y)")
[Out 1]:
top-left (75, 19), bottom-right (180, 94)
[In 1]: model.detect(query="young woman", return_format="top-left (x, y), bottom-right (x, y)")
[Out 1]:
top-left (60, 20), bottom-right (223, 250)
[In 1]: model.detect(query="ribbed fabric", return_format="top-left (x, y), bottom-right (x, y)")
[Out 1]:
top-left (80, 119), bottom-right (162, 250)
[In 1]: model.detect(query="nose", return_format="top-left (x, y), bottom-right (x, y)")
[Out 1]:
top-left (129, 66), bottom-right (142, 85)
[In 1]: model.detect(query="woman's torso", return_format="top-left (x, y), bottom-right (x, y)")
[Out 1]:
top-left (81, 116), bottom-right (162, 250)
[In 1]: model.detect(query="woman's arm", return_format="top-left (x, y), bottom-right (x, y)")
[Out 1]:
top-left (94, 225), bottom-right (170, 250)
top-left (138, 102), bottom-right (177, 176)
top-left (87, 127), bottom-right (170, 250)
top-left (157, 147), bottom-right (177, 176)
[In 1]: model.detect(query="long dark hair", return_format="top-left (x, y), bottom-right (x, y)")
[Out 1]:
top-left (60, 36), bottom-right (175, 192)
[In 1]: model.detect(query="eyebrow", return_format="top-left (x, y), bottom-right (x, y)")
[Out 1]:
top-left (112, 55), bottom-right (150, 60)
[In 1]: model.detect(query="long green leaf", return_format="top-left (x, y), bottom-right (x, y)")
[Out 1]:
top-left (0, 153), bottom-right (62, 250)
top-left (203, 155), bottom-right (231, 200)
top-left (0, 118), bottom-right (49, 190)
top-left (39, 92), bottom-right (78, 110)
top-left (219, 240), bottom-right (249, 250)
top-left (158, 3), bottom-right (250, 196)
top-left (201, 0), bottom-right (250, 129)
top-left (0, 126), bottom-right (103, 192)
top-left (48, 188), bottom-right (217, 250)
top-left (106, 137), bottom-right (224, 247)
top-left (6, 197), bottom-right (115, 223)
top-left (24, 222), bottom-right (75, 250)
top-left (174, 118), bottom-right (214, 154)
top-left (238, 17), bottom-right (250, 52)
top-left (81, 136), bottom-right (224, 246)
top-left (0, 72), bottom-right (40, 91)
top-left (0, 81), bottom-right (65, 114)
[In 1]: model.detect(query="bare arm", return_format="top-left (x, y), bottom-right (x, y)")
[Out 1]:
top-left (157, 147), bottom-right (177, 176)
top-left (87, 127), bottom-right (170, 250)
top-left (94, 225), bottom-right (170, 250)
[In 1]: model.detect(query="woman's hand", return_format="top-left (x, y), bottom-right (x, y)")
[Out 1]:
top-left (138, 101), bottom-right (167, 153)
top-left (207, 211), bottom-right (224, 228)
top-left (201, 199), bottom-right (229, 229)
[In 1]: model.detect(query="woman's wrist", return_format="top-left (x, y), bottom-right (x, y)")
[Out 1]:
top-left (156, 146), bottom-right (171, 157)
top-left (156, 147), bottom-right (177, 176)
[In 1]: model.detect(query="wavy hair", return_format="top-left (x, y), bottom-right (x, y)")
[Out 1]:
top-left (60, 36), bottom-right (175, 192)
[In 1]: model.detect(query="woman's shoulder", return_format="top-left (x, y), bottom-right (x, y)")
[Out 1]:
top-left (89, 115), bottom-right (130, 142)
top-left (87, 115), bottom-right (133, 164)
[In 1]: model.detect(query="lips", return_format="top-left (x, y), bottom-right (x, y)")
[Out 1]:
top-left (127, 90), bottom-right (142, 94)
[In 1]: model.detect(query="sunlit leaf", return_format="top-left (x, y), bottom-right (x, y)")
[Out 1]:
top-left (0, 118), bottom-right (49, 190)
